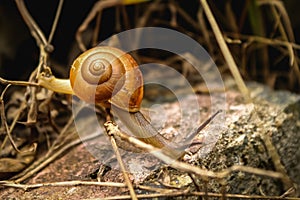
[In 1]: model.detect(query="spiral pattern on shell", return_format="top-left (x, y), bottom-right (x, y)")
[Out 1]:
top-left (70, 46), bottom-right (143, 112)
top-left (81, 54), bottom-right (112, 85)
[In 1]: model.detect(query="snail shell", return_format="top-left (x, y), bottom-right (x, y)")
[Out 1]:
top-left (70, 46), bottom-right (143, 112)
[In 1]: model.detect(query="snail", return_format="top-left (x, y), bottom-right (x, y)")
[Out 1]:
top-left (38, 46), bottom-right (219, 159)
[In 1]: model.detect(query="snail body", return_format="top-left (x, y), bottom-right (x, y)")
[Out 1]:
top-left (38, 46), bottom-right (219, 159)
top-left (70, 47), bottom-right (178, 155)
top-left (38, 46), bottom-right (182, 158)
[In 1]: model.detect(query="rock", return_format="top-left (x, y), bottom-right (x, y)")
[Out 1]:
top-left (141, 82), bottom-right (300, 197)
top-left (1, 82), bottom-right (299, 199)
top-left (175, 82), bottom-right (300, 196)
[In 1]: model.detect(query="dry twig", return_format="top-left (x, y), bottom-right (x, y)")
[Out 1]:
top-left (103, 121), bottom-right (290, 184)
top-left (200, 0), bottom-right (250, 101)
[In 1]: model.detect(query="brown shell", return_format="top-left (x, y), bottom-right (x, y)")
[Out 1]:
top-left (70, 46), bottom-right (143, 112)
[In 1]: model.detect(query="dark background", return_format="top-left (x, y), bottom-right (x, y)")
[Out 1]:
top-left (0, 0), bottom-right (299, 92)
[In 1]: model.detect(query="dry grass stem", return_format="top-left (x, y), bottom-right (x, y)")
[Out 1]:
top-left (200, 0), bottom-right (250, 101)
top-left (0, 180), bottom-right (126, 191)
top-left (105, 123), bottom-right (138, 200)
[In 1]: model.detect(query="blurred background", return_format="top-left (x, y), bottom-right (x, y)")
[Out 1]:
top-left (0, 0), bottom-right (299, 93)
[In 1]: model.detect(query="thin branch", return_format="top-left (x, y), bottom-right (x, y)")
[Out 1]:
top-left (26, 68), bottom-right (39, 124)
top-left (225, 33), bottom-right (300, 50)
top-left (14, 0), bottom-right (53, 52)
top-left (0, 181), bottom-right (299, 200)
top-left (47, 0), bottom-right (64, 44)
top-left (0, 84), bottom-right (28, 153)
top-left (261, 131), bottom-right (294, 190)
top-left (0, 77), bottom-right (39, 87)
top-left (106, 123), bottom-right (138, 200)
top-left (100, 189), bottom-right (300, 200)
top-left (0, 180), bottom-right (126, 191)
top-left (0, 86), bottom-right (23, 153)
top-left (0, 99), bottom-right (22, 153)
